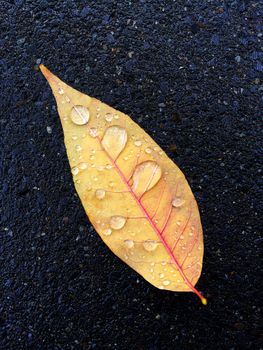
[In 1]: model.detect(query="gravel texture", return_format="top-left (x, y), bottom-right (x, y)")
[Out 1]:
top-left (0, 1), bottom-right (262, 349)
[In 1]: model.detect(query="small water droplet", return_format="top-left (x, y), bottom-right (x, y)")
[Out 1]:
top-left (180, 235), bottom-right (184, 240)
top-left (114, 114), bottom-right (119, 119)
top-left (172, 197), bottom-right (185, 208)
top-left (176, 221), bottom-right (182, 226)
top-left (58, 87), bottom-right (64, 95)
top-left (159, 273), bottom-right (164, 278)
top-left (110, 216), bottom-right (127, 230)
top-left (105, 113), bottom-right (113, 122)
top-left (65, 96), bottom-right (70, 102)
top-left (75, 145), bottom-right (82, 152)
top-left (159, 285), bottom-right (165, 289)
top-left (90, 155), bottom-right (95, 160)
top-left (161, 261), bottom-right (167, 266)
top-left (72, 135), bottom-right (78, 140)
top-left (105, 164), bottom-right (113, 169)
top-left (103, 228), bottom-right (112, 236)
top-left (102, 126), bottom-right (128, 160)
top-left (143, 240), bottom-right (157, 251)
top-left (70, 105), bottom-right (90, 125)
top-left (95, 189), bottom-right (105, 199)
top-left (189, 232), bottom-right (194, 236)
top-left (124, 239), bottom-right (134, 249)
top-left (145, 147), bottom-right (152, 154)
top-left (89, 127), bottom-right (98, 137)
top-left (79, 162), bottom-right (88, 170)
top-left (163, 280), bottom-right (170, 286)
top-left (134, 140), bottom-right (142, 147)
top-left (71, 167), bottom-right (79, 176)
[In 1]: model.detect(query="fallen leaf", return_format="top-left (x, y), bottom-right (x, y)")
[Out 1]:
top-left (40, 65), bottom-right (206, 304)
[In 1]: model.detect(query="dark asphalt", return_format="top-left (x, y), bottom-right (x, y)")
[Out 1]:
top-left (0, 1), bottom-right (262, 349)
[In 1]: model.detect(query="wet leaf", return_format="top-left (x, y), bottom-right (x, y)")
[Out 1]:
top-left (40, 65), bottom-right (206, 304)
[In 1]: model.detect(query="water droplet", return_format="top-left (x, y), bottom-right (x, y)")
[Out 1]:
top-left (105, 164), bottom-right (113, 169)
top-left (124, 239), bottom-right (134, 249)
top-left (70, 105), bottom-right (90, 125)
top-left (180, 235), bottom-right (184, 240)
top-left (65, 96), bottom-right (70, 102)
top-left (132, 161), bottom-right (162, 197)
top-left (159, 273), bottom-right (164, 279)
top-left (72, 135), bottom-right (78, 140)
top-left (161, 261), bottom-right (167, 266)
top-left (102, 126), bottom-right (127, 160)
top-left (90, 155), bottom-right (95, 160)
top-left (189, 232), bottom-right (194, 236)
top-left (71, 167), bottom-right (79, 176)
top-left (95, 189), bottom-right (105, 199)
top-left (134, 140), bottom-right (142, 147)
top-left (75, 145), bottom-right (82, 152)
top-left (110, 216), bottom-right (127, 230)
top-left (176, 220), bottom-right (182, 226)
top-left (172, 197), bottom-right (185, 208)
top-left (163, 280), bottom-right (171, 286)
top-left (143, 240), bottom-right (157, 251)
top-left (105, 113), bottom-right (113, 122)
top-left (145, 147), bottom-right (152, 154)
top-left (114, 114), bottom-right (119, 119)
top-left (89, 127), bottom-right (98, 137)
top-left (79, 162), bottom-right (88, 170)
top-left (159, 285), bottom-right (165, 290)
top-left (58, 87), bottom-right (64, 95)
top-left (103, 228), bottom-right (112, 236)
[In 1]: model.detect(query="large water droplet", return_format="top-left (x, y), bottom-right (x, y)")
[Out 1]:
top-left (172, 197), bottom-right (185, 208)
top-left (124, 239), bottom-right (134, 249)
top-left (110, 216), bottom-right (127, 230)
top-left (102, 228), bottom-right (112, 236)
top-left (70, 105), bottom-right (90, 125)
top-left (95, 189), bottom-right (106, 199)
top-left (101, 126), bottom-right (127, 160)
top-left (143, 239), bottom-right (158, 251)
top-left (132, 161), bottom-right (162, 197)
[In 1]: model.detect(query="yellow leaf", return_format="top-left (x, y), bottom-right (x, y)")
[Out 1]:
top-left (40, 65), bottom-right (206, 305)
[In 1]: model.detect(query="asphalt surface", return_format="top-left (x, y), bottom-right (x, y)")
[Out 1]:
top-left (0, 1), bottom-right (262, 349)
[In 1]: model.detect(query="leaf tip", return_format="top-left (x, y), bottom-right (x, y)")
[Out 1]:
top-left (39, 64), bottom-right (54, 82)
top-left (201, 296), bottom-right (207, 305)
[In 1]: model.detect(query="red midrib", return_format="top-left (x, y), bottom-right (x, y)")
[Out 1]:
top-left (95, 135), bottom-right (204, 302)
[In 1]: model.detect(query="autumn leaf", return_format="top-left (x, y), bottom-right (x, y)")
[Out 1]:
top-left (40, 65), bottom-right (206, 304)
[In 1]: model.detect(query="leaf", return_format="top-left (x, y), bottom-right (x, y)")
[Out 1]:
top-left (40, 65), bottom-right (206, 304)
